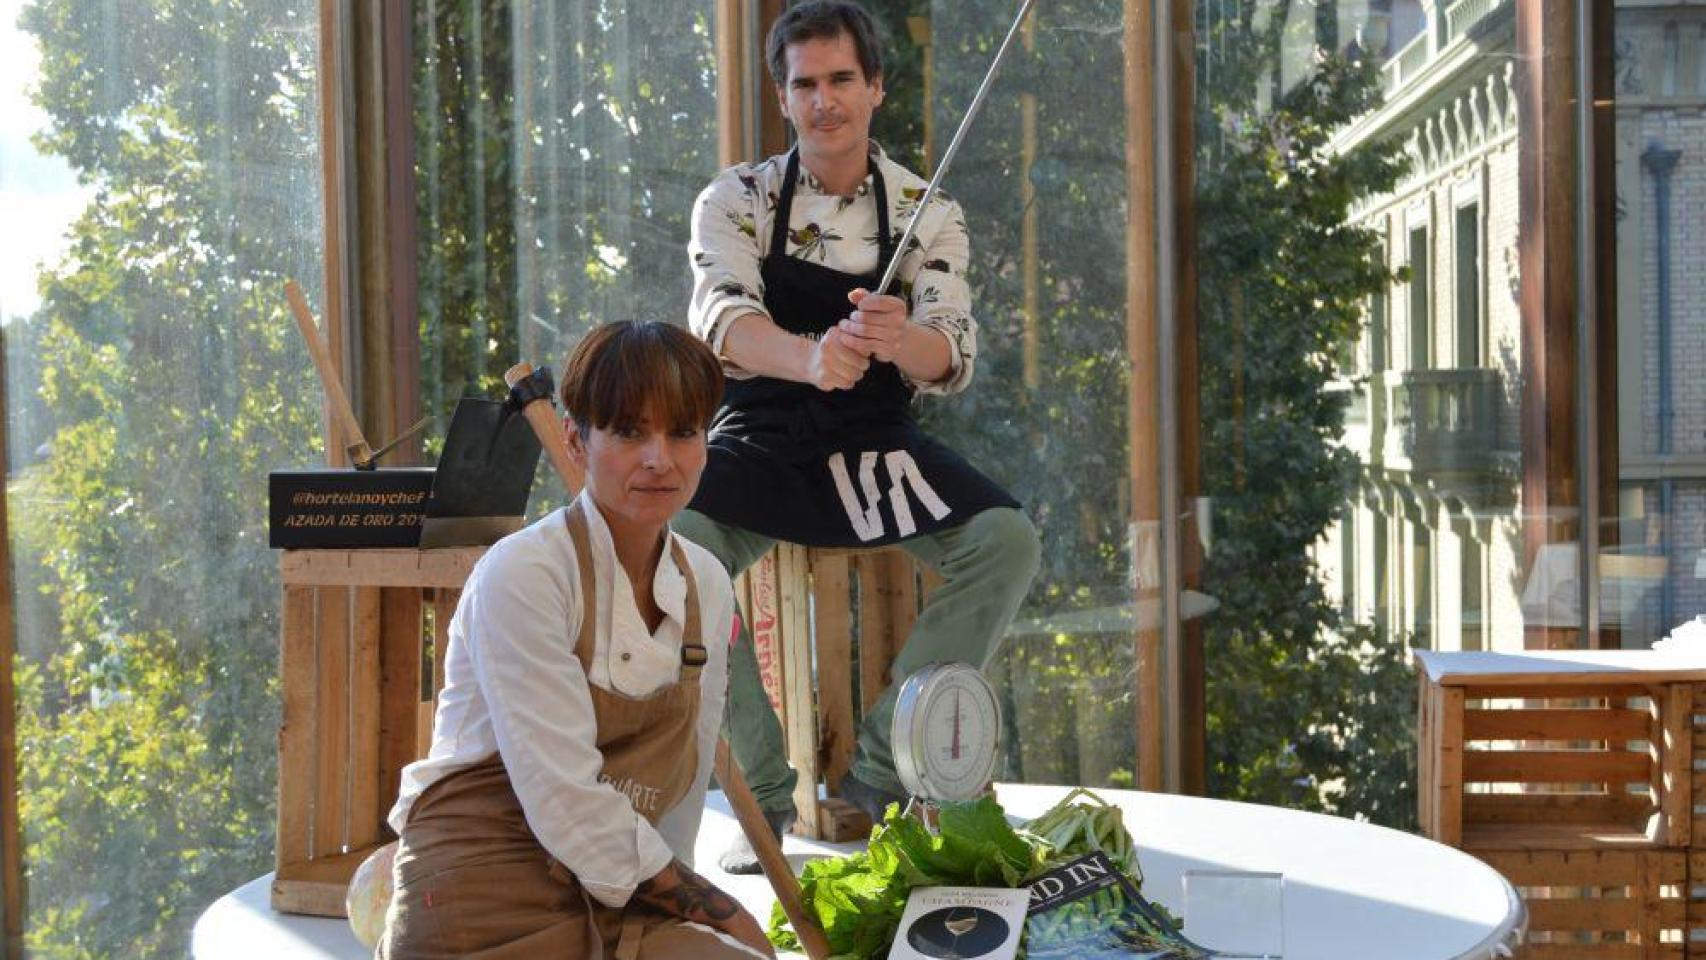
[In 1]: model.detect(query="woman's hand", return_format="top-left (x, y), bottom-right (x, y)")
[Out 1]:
top-left (719, 905), bottom-right (777, 958)
top-left (633, 859), bottom-right (776, 957)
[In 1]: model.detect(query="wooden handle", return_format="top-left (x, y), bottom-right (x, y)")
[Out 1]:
top-left (503, 362), bottom-right (584, 494)
top-left (285, 280), bottom-right (374, 466)
top-left (716, 738), bottom-right (830, 960)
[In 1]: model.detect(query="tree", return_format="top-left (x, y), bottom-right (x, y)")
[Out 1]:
top-left (1193, 13), bottom-right (1415, 825)
top-left (12, 0), bottom-right (324, 954)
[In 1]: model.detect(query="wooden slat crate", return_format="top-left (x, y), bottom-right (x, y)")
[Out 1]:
top-left (1691, 684), bottom-right (1706, 851)
top-left (1416, 652), bottom-right (1704, 852)
top-left (738, 545), bottom-right (936, 841)
top-left (1476, 849), bottom-right (1686, 957)
top-left (272, 548), bottom-right (483, 917)
top-left (1415, 650), bottom-right (1706, 957)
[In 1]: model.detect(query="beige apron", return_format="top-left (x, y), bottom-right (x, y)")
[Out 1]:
top-left (381, 502), bottom-right (750, 959)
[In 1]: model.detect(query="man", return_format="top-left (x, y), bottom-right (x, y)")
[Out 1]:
top-left (678, 0), bottom-right (1041, 874)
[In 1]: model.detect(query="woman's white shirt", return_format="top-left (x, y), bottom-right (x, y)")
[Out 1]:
top-left (386, 492), bottom-right (736, 908)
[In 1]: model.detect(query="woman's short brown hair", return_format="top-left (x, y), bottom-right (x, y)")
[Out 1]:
top-left (559, 321), bottom-right (724, 436)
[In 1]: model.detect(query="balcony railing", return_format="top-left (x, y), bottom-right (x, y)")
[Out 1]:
top-left (1380, 0), bottom-right (1513, 96)
top-left (1380, 367), bottom-right (1505, 476)
top-left (1443, 0), bottom-right (1503, 44)
top-left (1381, 32), bottom-right (1433, 95)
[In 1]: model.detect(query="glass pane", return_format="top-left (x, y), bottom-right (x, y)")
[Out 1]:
top-left (1605, 14), bottom-right (1706, 648)
top-left (0, 0), bottom-right (325, 953)
top-left (414, 0), bottom-right (721, 504)
top-left (858, 0), bottom-right (1146, 789)
top-left (1189, 0), bottom-right (1570, 824)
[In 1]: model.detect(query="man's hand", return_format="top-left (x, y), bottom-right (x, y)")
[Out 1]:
top-left (633, 859), bottom-right (777, 957)
top-left (806, 327), bottom-right (870, 391)
top-left (838, 287), bottom-right (909, 363)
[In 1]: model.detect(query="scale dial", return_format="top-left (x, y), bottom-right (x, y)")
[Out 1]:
top-left (892, 662), bottom-right (1002, 803)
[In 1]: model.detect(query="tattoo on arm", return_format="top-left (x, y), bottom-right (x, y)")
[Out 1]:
top-left (633, 860), bottom-right (740, 924)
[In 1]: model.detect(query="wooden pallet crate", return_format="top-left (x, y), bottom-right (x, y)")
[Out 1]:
top-left (271, 548), bottom-right (483, 917)
top-left (1691, 683), bottom-right (1706, 851)
top-left (1475, 848), bottom-right (1687, 958)
top-left (739, 544), bottom-right (939, 841)
top-left (1416, 652), bottom-right (1698, 851)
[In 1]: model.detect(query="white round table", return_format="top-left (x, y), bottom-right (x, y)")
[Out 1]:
top-left (194, 784), bottom-right (1522, 959)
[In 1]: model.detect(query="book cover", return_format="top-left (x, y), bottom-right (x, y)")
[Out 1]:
top-left (887, 886), bottom-right (1032, 960)
top-left (1024, 852), bottom-right (1211, 959)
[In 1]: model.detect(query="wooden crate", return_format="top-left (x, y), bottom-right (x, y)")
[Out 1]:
top-left (738, 545), bottom-right (939, 841)
top-left (1415, 651), bottom-right (1706, 957)
top-left (1475, 849), bottom-right (1686, 957)
top-left (1416, 652), bottom-right (1700, 851)
top-left (1691, 684), bottom-right (1706, 851)
top-left (271, 548), bottom-right (483, 917)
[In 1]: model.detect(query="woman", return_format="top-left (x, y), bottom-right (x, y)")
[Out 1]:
top-left (380, 321), bottom-right (773, 959)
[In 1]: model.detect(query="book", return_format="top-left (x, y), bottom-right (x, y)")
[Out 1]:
top-left (1024, 852), bottom-right (1211, 959)
top-left (888, 886), bottom-right (1033, 960)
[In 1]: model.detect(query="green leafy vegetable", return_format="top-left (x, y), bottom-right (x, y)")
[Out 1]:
top-left (767, 796), bottom-right (1049, 958)
top-left (1024, 788), bottom-right (1144, 885)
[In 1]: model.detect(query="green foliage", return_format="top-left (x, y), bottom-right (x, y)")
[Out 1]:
top-left (11, 0), bottom-right (324, 954)
top-left (413, 2), bottom-right (719, 509)
top-left (1194, 35), bottom-right (1417, 825)
top-left (415, 0), bottom-right (518, 413)
top-left (767, 796), bottom-right (1046, 959)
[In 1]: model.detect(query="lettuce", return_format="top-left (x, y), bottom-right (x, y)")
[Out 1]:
top-left (767, 797), bottom-right (1050, 959)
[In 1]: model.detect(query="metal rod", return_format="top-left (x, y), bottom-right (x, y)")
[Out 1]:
top-left (1154, 0), bottom-right (1182, 795)
top-left (875, 0), bottom-right (1038, 295)
top-left (1643, 143), bottom-right (1680, 633)
top-left (1573, 0), bottom-right (1598, 643)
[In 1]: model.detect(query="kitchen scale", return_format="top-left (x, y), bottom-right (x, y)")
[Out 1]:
top-left (892, 662), bottom-right (1003, 819)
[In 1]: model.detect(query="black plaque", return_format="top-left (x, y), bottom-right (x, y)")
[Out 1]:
top-left (268, 468), bottom-right (436, 549)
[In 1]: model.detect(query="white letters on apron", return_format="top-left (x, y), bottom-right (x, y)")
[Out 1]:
top-left (829, 450), bottom-right (953, 541)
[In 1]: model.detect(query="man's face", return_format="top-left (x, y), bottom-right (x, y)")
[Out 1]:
top-left (778, 32), bottom-right (883, 167)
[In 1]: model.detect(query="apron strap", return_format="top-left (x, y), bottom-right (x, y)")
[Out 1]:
top-left (771, 146), bottom-right (896, 294)
top-left (565, 500), bottom-right (706, 679)
top-left (667, 535), bottom-right (706, 681)
top-left (769, 148), bottom-right (800, 260)
top-left (872, 158), bottom-right (894, 294)
top-left (564, 500), bottom-right (600, 669)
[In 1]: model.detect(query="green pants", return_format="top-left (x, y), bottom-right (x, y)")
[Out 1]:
top-left (673, 506), bottom-right (1041, 813)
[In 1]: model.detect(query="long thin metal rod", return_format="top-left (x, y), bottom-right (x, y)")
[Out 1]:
top-left (1154, 0), bottom-right (1182, 795)
top-left (1573, 0), bottom-right (1598, 644)
top-left (876, 0), bottom-right (1038, 295)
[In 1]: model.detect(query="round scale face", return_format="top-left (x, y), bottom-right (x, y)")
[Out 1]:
top-left (893, 663), bottom-right (1002, 802)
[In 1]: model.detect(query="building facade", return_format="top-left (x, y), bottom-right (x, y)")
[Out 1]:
top-left (1322, 0), bottom-right (1706, 651)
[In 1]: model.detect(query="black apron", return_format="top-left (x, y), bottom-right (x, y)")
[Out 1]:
top-left (688, 148), bottom-right (1017, 548)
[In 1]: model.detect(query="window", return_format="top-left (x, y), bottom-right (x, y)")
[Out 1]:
top-left (1413, 521), bottom-right (1434, 648)
top-left (412, 0), bottom-right (722, 500)
top-left (2, 2), bottom-right (326, 953)
top-left (882, 0), bottom-right (1143, 789)
top-left (1371, 238), bottom-right (1391, 372)
top-left (1409, 222), bottom-right (1432, 370)
top-left (1374, 508), bottom-right (1392, 635)
top-left (1340, 513), bottom-right (1359, 618)
top-left (1455, 201), bottom-right (1481, 368)
top-left (1607, 12), bottom-right (1706, 647)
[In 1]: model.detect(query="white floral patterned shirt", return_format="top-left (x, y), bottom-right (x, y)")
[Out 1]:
top-left (688, 143), bottom-right (977, 396)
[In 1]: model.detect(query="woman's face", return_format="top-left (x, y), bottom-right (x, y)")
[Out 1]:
top-left (566, 402), bottom-right (707, 535)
